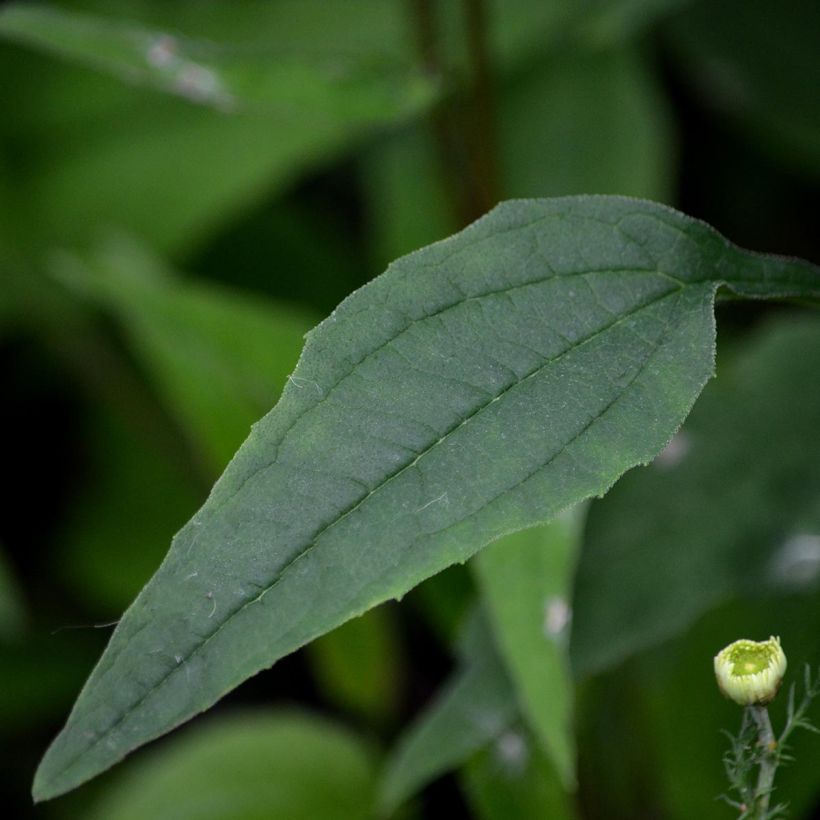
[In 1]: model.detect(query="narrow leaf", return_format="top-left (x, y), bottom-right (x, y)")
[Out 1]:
top-left (34, 197), bottom-right (820, 800)
top-left (378, 612), bottom-right (517, 815)
top-left (474, 509), bottom-right (584, 788)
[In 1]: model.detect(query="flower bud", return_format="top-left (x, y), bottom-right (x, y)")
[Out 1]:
top-left (714, 636), bottom-right (787, 706)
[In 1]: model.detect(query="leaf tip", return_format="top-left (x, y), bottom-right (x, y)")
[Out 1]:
top-left (31, 733), bottom-right (87, 804)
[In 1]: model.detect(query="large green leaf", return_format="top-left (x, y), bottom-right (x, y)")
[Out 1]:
top-left (33, 197), bottom-right (820, 800)
top-left (378, 613), bottom-right (516, 815)
top-left (572, 316), bottom-right (820, 677)
top-left (474, 509), bottom-right (584, 789)
top-left (85, 710), bottom-right (376, 820)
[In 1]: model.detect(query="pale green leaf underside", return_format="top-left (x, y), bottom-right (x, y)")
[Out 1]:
top-left (34, 196), bottom-right (820, 800)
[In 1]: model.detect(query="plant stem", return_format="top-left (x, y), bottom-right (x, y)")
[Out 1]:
top-left (749, 705), bottom-right (776, 818)
top-left (407, 0), bottom-right (467, 226)
top-left (407, 0), bottom-right (500, 227)
top-left (462, 0), bottom-right (501, 214)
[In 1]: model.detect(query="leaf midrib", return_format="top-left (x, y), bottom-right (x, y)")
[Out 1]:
top-left (218, 263), bottom-right (676, 509)
top-left (44, 279), bottom-right (684, 790)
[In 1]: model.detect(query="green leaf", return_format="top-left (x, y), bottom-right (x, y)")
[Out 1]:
top-left (33, 197), bottom-right (820, 801)
top-left (0, 4), bottom-right (433, 114)
top-left (461, 726), bottom-right (576, 820)
top-left (572, 316), bottom-right (820, 677)
top-left (378, 612), bottom-right (517, 815)
top-left (577, 0), bottom-right (692, 45)
top-left (665, 0), bottom-right (820, 176)
top-left (386, 508), bottom-right (585, 812)
top-left (499, 45), bottom-right (673, 202)
top-left (85, 710), bottom-right (377, 820)
top-left (473, 509), bottom-right (584, 789)
top-left (307, 606), bottom-right (403, 725)
top-left (53, 237), bottom-right (316, 474)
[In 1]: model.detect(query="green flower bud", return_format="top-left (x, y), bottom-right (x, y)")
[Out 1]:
top-left (714, 636), bottom-right (787, 706)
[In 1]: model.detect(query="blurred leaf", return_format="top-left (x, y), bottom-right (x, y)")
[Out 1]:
top-left (86, 710), bottom-right (377, 820)
top-left (461, 726), bottom-right (576, 820)
top-left (500, 45), bottom-right (673, 202)
top-left (666, 0), bottom-right (820, 176)
top-left (0, 53), bottom-right (392, 256)
top-left (0, 542), bottom-right (26, 640)
top-left (474, 510), bottom-right (584, 789)
top-left (572, 316), bottom-right (820, 677)
top-left (0, 4), bottom-right (434, 115)
top-left (33, 198), bottom-right (820, 801)
top-left (38, 0), bottom-right (672, 72)
top-left (54, 237), bottom-right (316, 474)
top-left (378, 613), bottom-right (517, 815)
top-left (577, 0), bottom-right (692, 44)
top-left (57, 402), bottom-right (202, 615)
top-left (48, 0), bottom-right (413, 59)
top-left (362, 127), bottom-right (457, 272)
top-left (641, 594), bottom-right (820, 820)
top-left (308, 606), bottom-right (403, 725)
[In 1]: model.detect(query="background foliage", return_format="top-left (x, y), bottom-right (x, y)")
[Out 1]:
top-left (1, 1), bottom-right (818, 817)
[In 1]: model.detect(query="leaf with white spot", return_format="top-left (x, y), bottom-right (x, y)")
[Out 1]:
top-left (474, 509), bottom-right (585, 788)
